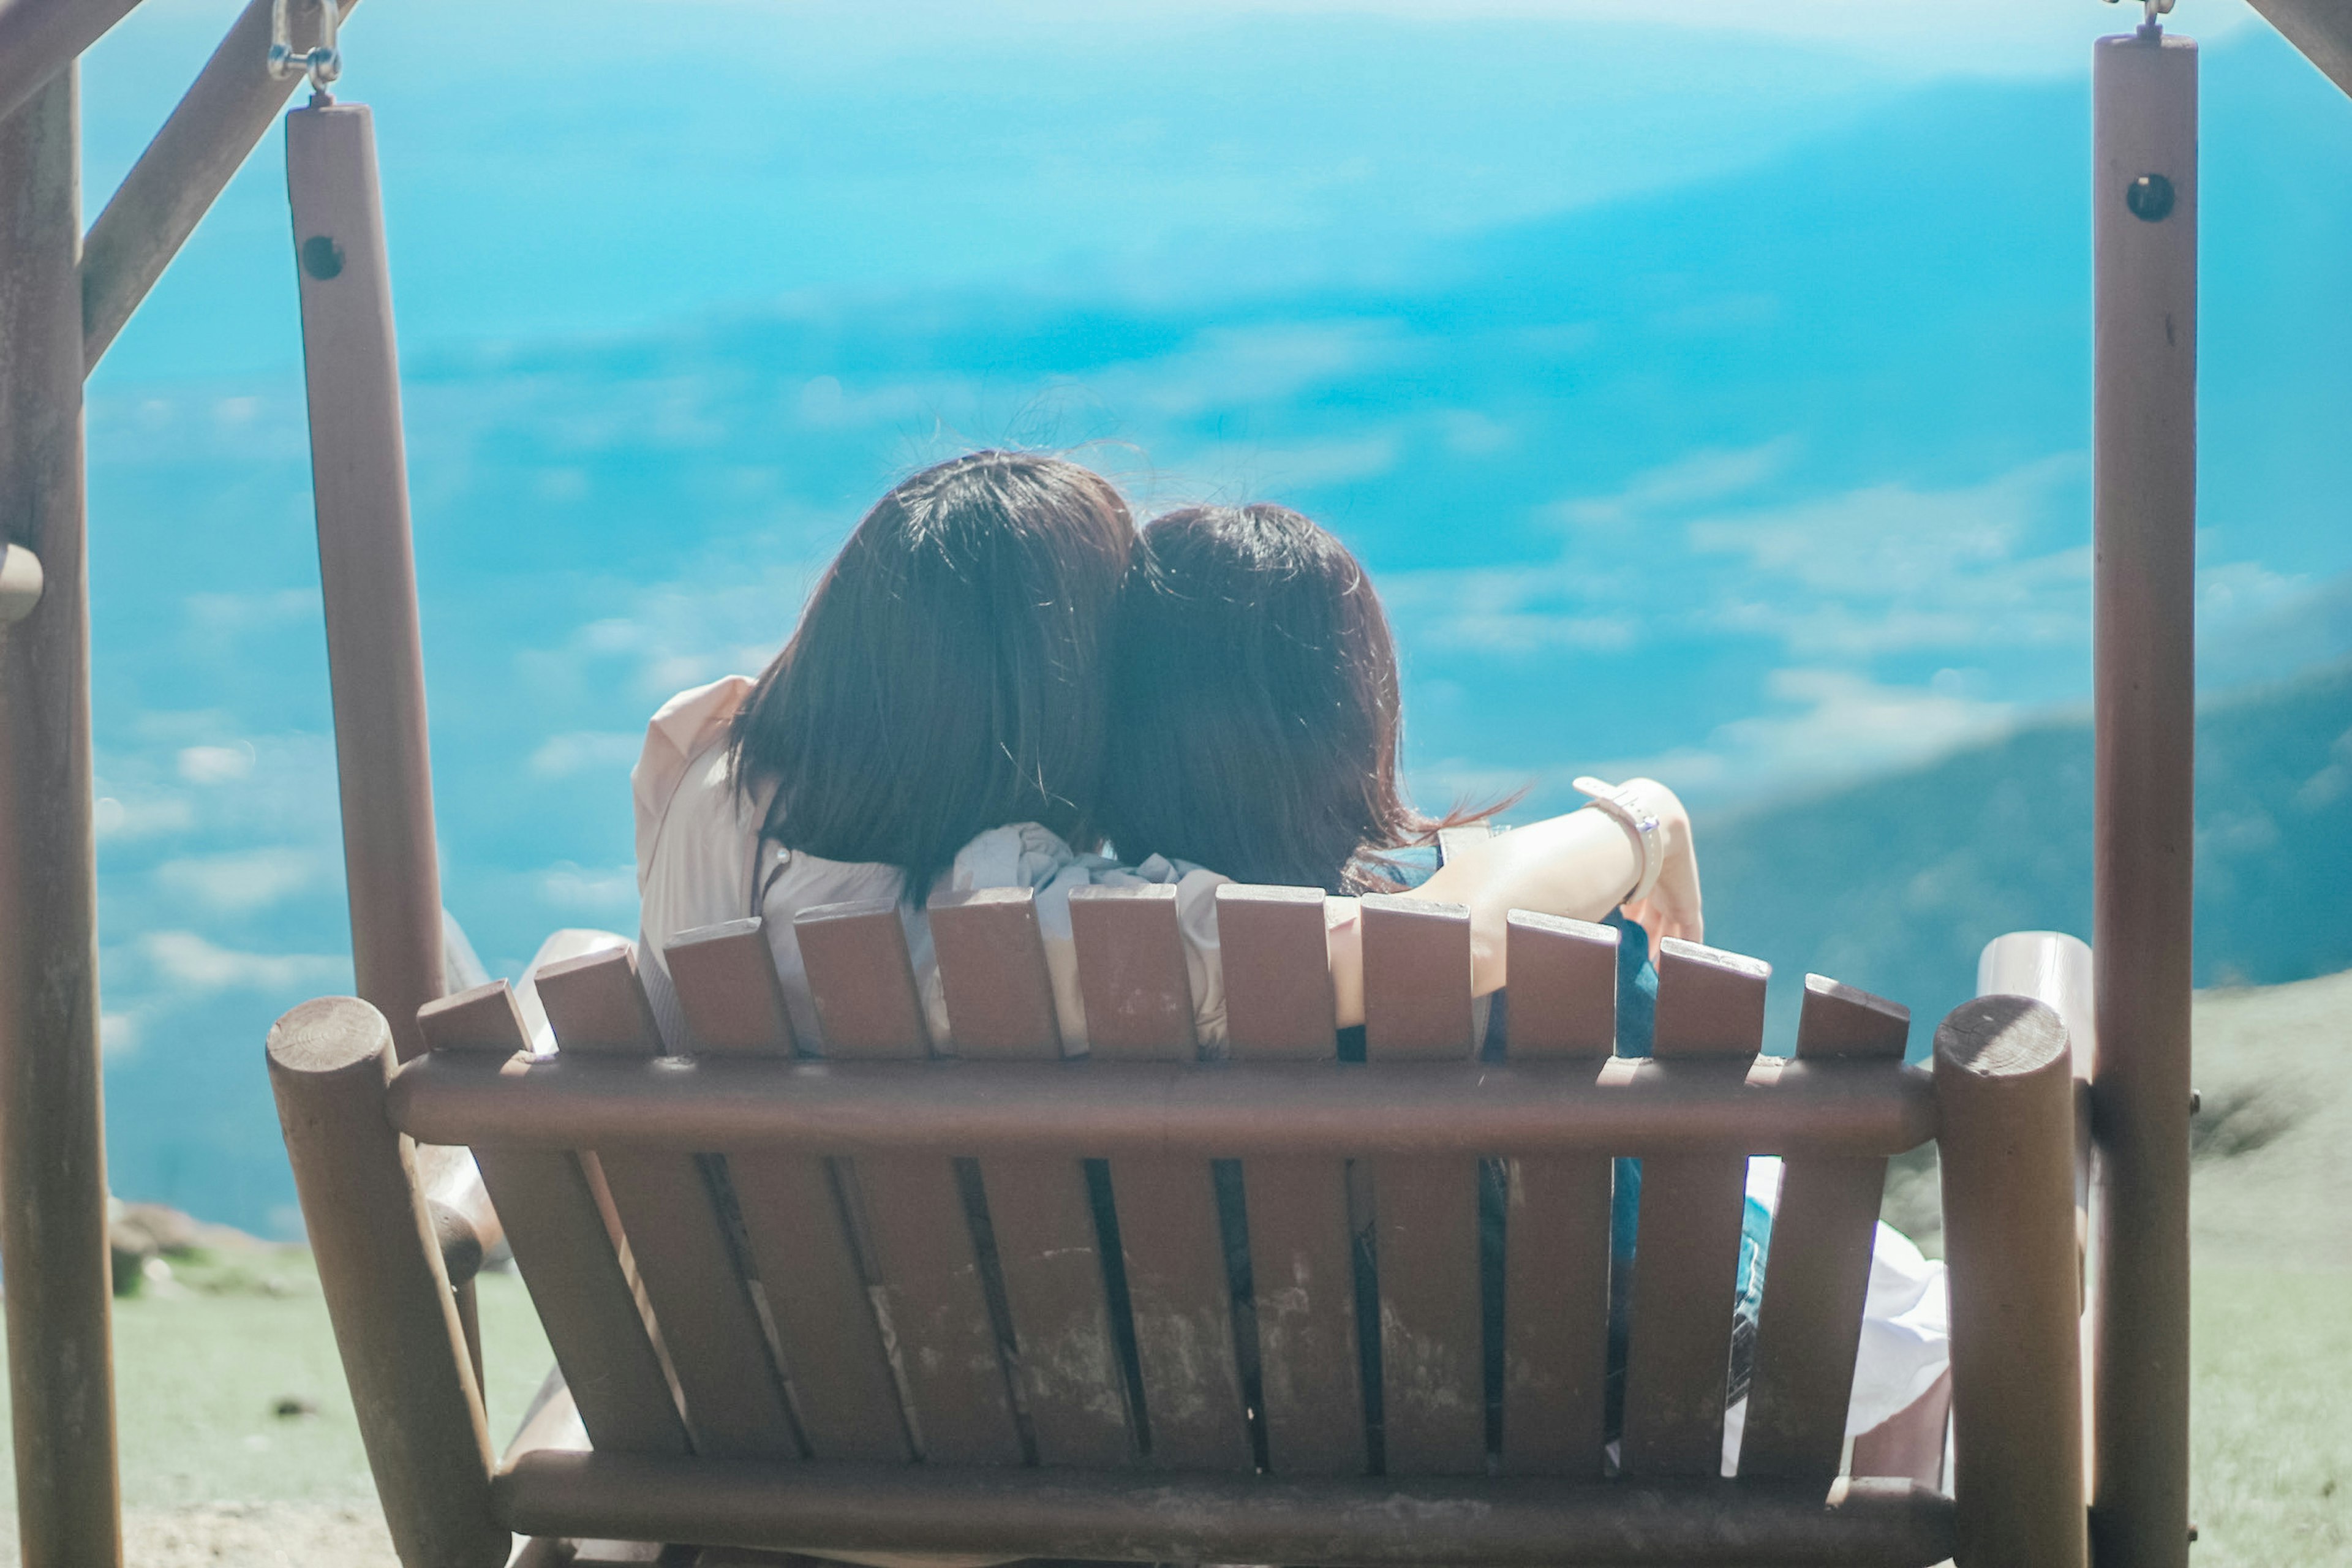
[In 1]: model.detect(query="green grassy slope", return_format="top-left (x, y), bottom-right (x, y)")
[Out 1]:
top-left (1700, 660), bottom-right (2352, 1055)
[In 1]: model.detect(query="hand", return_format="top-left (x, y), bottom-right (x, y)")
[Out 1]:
top-left (1613, 777), bottom-right (1702, 962)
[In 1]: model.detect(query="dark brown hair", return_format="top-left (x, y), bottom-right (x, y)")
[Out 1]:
top-left (728, 451), bottom-right (1134, 897)
top-left (1098, 503), bottom-right (1502, 894)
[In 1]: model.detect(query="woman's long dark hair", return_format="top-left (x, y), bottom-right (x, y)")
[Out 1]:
top-left (1099, 503), bottom-right (1504, 894)
top-left (728, 451), bottom-right (1134, 898)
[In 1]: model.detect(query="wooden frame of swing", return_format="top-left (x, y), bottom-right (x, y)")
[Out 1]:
top-left (2, 1), bottom-right (2335, 1562)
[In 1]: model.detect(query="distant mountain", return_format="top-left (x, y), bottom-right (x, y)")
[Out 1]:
top-left (1701, 661), bottom-right (2352, 1059)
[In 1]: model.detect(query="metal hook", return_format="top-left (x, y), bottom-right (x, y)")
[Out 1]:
top-left (268, 0), bottom-right (342, 93)
top-left (2106, 0), bottom-right (2176, 29)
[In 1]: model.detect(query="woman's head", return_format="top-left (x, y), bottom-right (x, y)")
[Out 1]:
top-left (1099, 503), bottom-right (1424, 894)
top-left (730, 450), bottom-right (1134, 895)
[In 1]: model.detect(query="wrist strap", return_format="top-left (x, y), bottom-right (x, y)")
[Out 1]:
top-left (1573, 775), bottom-right (1664, 905)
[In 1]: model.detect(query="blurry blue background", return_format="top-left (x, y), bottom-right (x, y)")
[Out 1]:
top-left (75, 0), bottom-right (2352, 1232)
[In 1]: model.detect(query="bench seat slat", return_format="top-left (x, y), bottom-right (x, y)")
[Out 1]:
top-left (666, 920), bottom-right (911, 1464)
top-left (932, 888), bottom-right (1131, 1468)
top-left (795, 899), bottom-right (1023, 1466)
top-left (1362, 894), bottom-right (1485, 1476)
top-left (537, 948), bottom-right (801, 1460)
top-left (1621, 940), bottom-right (1770, 1479)
top-left (1499, 912), bottom-right (1618, 1477)
top-left (1740, 976), bottom-right (1910, 1482)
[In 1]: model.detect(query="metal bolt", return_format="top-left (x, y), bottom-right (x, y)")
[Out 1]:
top-left (2127, 173), bottom-right (2176, 223)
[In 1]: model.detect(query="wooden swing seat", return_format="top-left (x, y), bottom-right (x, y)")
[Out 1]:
top-left (272, 886), bottom-right (2090, 1568)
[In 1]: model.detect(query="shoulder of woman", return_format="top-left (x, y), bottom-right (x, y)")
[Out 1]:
top-left (633, 675), bottom-right (756, 879)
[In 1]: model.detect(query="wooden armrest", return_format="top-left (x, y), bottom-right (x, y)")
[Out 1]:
top-left (417, 1142), bottom-right (503, 1286)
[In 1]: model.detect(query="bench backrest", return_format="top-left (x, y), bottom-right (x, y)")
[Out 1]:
top-left (409, 883), bottom-right (1916, 1488)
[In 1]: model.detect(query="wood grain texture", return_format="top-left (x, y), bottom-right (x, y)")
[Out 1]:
top-left (268, 997), bottom-right (507, 1568)
top-left (418, 983), bottom-right (688, 1456)
top-left (795, 900), bottom-right (1021, 1465)
top-left (1069, 884), bottom-right (1196, 1061)
top-left (2091, 36), bottom-right (2197, 1568)
top-left (287, 104), bottom-right (444, 1065)
top-left (1216, 886), bottom-right (1334, 1060)
top-left (537, 948), bottom-right (799, 1459)
top-left (665, 921), bottom-right (908, 1464)
top-left (1071, 886), bottom-right (1248, 1469)
top-left (1620, 940), bottom-right (1768, 1478)
top-left (1499, 914), bottom-right (1617, 1476)
top-left (1218, 885), bottom-right (1362, 1474)
top-left (1361, 896), bottom-right (1484, 1475)
top-left (932, 889), bottom-right (1131, 1468)
top-left (1937, 997), bottom-right (2086, 1568)
top-left (0, 72), bottom-right (121, 1567)
top-left (1739, 976), bottom-right (1909, 1482)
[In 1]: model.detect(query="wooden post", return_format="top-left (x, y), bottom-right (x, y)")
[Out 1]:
top-left (1936, 997), bottom-right (2087, 1568)
top-left (0, 64), bottom-right (124, 1568)
top-left (2092, 29), bottom-right (2195, 1568)
top-left (268, 996), bottom-right (508, 1568)
top-left (288, 100), bottom-right (445, 1061)
top-left (0, 0), bottom-right (144, 128)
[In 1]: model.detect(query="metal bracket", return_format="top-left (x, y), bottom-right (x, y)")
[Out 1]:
top-left (268, 0), bottom-right (342, 94)
top-left (2104, 0), bottom-right (2176, 30)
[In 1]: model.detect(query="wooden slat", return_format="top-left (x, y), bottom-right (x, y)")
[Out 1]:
top-left (418, 982), bottom-right (688, 1456)
top-left (1216, 885), bottom-right (1335, 1060)
top-left (1069, 884), bottom-right (1196, 1061)
top-left (794, 899), bottom-right (1022, 1466)
top-left (929, 887), bottom-right (1064, 1059)
top-left (1218, 886), bottom-right (1362, 1476)
top-left (932, 889), bottom-right (1131, 1468)
top-left (1499, 913), bottom-right (1618, 1476)
top-left (1361, 895), bottom-right (1485, 1476)
top-left (1620, 938), bottom-right (1770, 1478)
top-left (1739, 975), bottom-right (1910, 1482)
top-left (1501, 911), bottom-right (1619, 1059)
top-left (536, 948), bottom-right (799, 1459)
top-left (666, 920), bottom-right (910, 1464)
top-left (1071, 887), bottom-right (1250, 1471)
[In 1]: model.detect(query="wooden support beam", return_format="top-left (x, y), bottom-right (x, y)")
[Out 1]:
top-left (2090, 29), bottom-right (2197, 1568)
top-left (0, 0), bottom-right (142, 129)
top-left (2245, 0), bottom-right (2352, 98)
top-left (0, 64), bottom-right (124, 1568)
top-left (386, 1052), bottom-right (1939, 1159)
top-left (82, 0), bottom-right (358, 372)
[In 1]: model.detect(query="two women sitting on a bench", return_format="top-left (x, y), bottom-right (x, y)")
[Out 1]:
top-left (632, 448), bottom-right (1699, 1050)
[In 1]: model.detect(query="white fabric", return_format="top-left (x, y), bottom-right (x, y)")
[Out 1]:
top-left (631, 675), bottom-right (1237, 1055)
top-left (1721, 1156), bottom-right (1953, 1477)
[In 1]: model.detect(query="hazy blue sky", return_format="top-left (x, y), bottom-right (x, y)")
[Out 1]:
top-left (70, 0), bottom-right (2352, 1227)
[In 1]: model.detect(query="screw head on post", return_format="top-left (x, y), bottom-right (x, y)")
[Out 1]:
top-left (2126, 173), bottom-right (2177, 222)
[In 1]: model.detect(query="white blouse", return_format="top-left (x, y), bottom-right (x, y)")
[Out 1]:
top-left (631, 676), bottom-right (1235, 1056)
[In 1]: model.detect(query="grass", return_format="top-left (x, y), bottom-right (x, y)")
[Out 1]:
top-left (0, 970), bottom-right (2346, 1561)
top-left (0, 1252), bottom-right (552, 1531)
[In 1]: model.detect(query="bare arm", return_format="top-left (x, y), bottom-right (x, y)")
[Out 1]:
top-left (1324, 778), bottom-right (1701, 1028)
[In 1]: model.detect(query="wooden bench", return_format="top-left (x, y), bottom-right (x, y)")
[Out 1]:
top-left (270, 888), bottom-right (2087, 1567)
